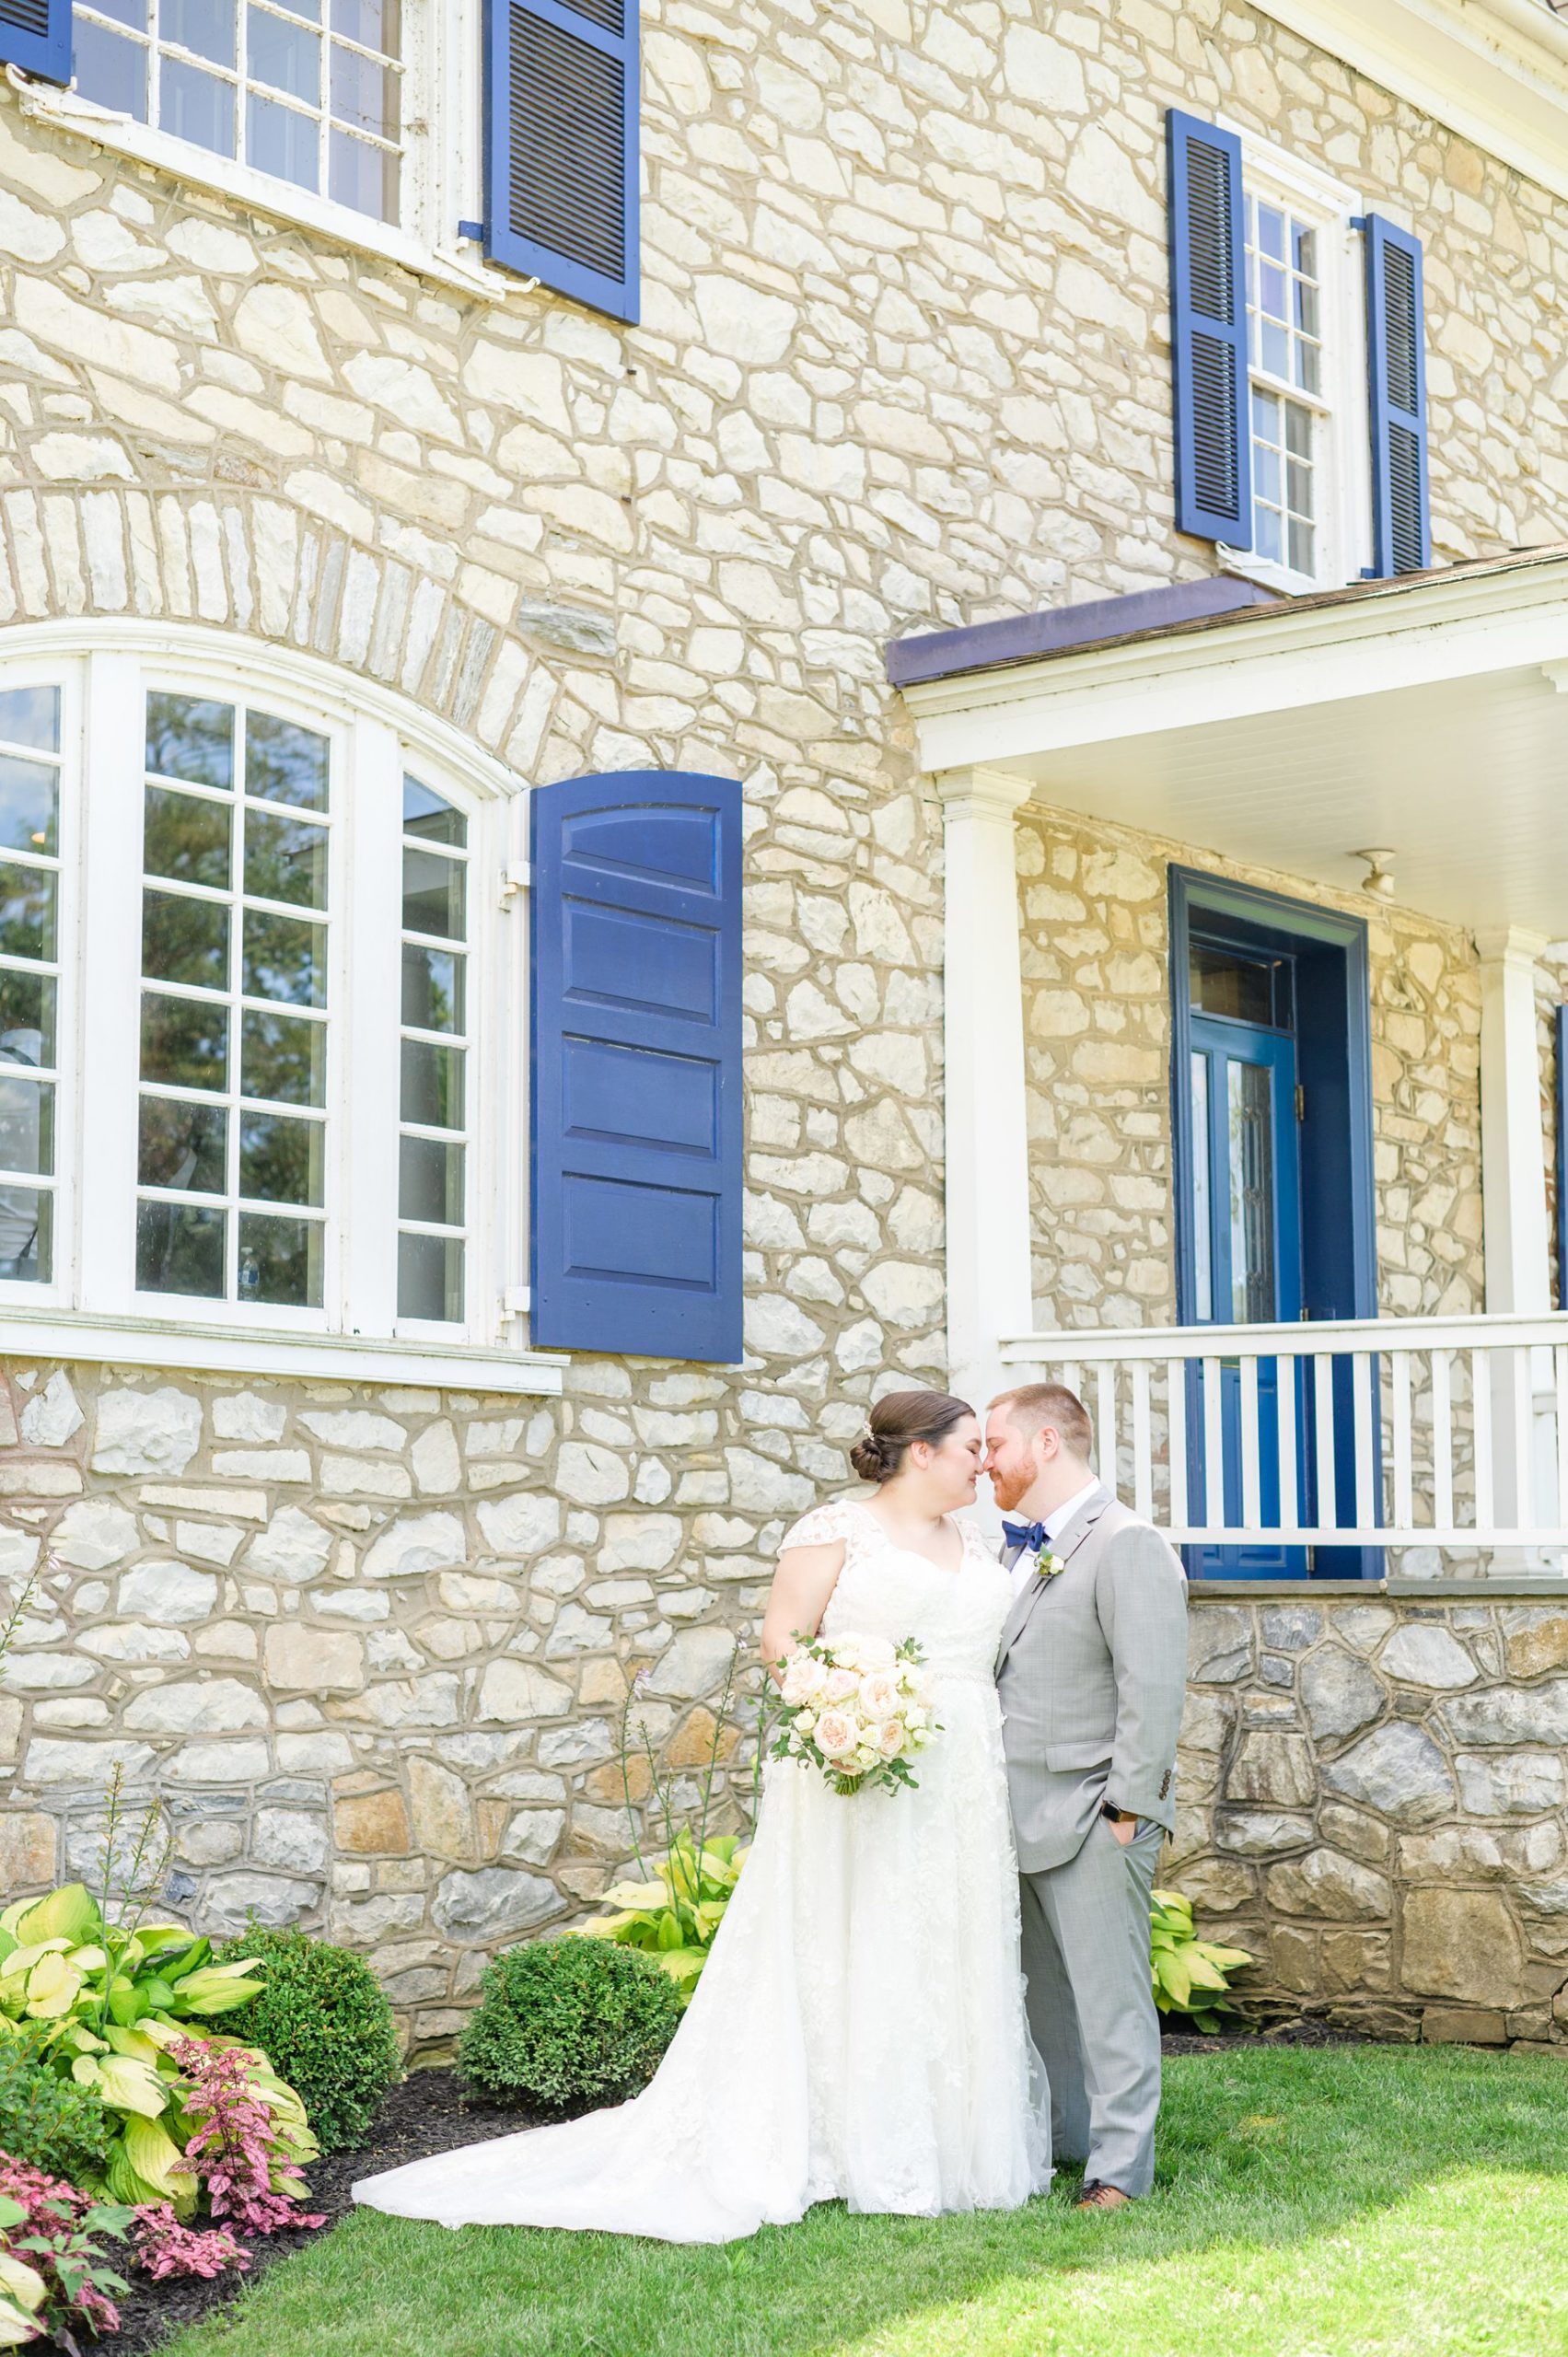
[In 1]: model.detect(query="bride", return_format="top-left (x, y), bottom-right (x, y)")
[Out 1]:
top-left (353, 1388), bottom-right (1051, 2242)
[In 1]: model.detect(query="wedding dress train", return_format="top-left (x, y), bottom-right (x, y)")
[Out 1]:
top-left (353, 1502), bottom-right (1051, 2242)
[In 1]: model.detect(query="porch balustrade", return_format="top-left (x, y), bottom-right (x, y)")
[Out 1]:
top-left (999, 1312), bottom-right (1568, 1555)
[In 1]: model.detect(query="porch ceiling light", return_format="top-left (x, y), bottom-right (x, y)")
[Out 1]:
top-left (1352, 847), bottom-right (1398, 900)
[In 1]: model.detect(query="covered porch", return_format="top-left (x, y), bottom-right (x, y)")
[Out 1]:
top-left (892, 549), bottom-right (1568, 1572)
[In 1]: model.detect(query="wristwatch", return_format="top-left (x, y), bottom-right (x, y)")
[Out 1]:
top-left (1100, 1803), bottom-right (1138, 1827)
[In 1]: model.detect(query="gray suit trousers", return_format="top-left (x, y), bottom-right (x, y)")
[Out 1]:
top-left (1018, 1815), bottom-right (1163, 2198)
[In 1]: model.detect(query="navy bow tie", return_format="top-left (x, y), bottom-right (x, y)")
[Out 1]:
top-left (1002, 1519), bottom-right (1048, 1554)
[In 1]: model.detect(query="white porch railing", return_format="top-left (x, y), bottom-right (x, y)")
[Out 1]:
top-left (999, 1313), bottom-right (1568, 1552)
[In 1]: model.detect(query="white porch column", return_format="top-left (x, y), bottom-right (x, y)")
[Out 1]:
top-left (1478, 925), bottom-right (1551, 1316)
top-left (936, 767), bottom-right (1034, 1417)
top-left (1477, 925), bottom-right (1556, 1550)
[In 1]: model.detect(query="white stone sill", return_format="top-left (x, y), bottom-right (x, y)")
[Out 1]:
top-left (1192, 1577), bottom-right (1568, 1598)
top-left (0, 1308), bottom-right (566, 1396)
top-left (11, 73), bottom-right (515, 307)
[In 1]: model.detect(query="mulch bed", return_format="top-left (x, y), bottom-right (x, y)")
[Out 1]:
top-left (87, 2026), bottom-right (1368, 2354)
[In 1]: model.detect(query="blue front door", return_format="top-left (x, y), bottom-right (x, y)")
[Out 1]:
top-left (1188, 1012), bottom-right (1307, 1578)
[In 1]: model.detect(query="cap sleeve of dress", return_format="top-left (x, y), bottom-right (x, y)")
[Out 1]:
top-left (779, 1500), bottom-right (863, 1553)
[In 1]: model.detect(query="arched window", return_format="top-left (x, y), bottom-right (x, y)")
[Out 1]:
top-left (0, 631), bottom-right (533, 1385)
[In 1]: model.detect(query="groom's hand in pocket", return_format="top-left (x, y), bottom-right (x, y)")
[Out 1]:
top-left (1101, 1803), bottom-right (1138, 1846)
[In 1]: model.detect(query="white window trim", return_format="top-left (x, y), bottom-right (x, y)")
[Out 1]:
top-left (1214, 126), bottom-right (1374, 599)
top-left (0, 620), bottom-right (562, 1397)
top-left (6, 0), bottom-right (515, 307)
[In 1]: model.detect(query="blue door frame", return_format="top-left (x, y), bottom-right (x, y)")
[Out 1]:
top-left (1188, 1015), bottom-right (1308, 1578)
top-left (1170, 870), bottom-right (1382, 1581)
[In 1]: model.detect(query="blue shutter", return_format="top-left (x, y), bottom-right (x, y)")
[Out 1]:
top-left (482, 0), bottom-right (638, 323)
top-left (0, 0), bottom-right (70, 84)
top-left (1361, 215), bottom-right (1430, 577)
top-left (1167, 110), bottom-right (1251, 544)
top-left (530, 771), bottom-right (742, 1362)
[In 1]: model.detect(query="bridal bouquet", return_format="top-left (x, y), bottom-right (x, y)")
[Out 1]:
top-left (770, 1631), bottom-right (937, 1795)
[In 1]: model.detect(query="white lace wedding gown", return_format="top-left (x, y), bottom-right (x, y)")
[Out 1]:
top-left (353, 1501), bottom-right (1051, 2242)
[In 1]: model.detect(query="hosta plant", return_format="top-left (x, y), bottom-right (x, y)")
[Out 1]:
top-left (0, 1883), bottom-right (316, 2215)
top-left (574, 1648), bottom-right (761, 2003)
top-left (1150, 1888), bottom-right (1254, 2033)
top-left (575, 1832), bottom-right (749, 2003)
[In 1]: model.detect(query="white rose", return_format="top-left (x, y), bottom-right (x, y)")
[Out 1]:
top-left (830, 1638), bottom-right (863, 1671)
top-left (781, 1657), bottom-right (817, 1705)
top-left (854, 1747), bottom-right (879, 1773)
top-left (814, 1709), bottom-right (858, 1758)
top-left (857, 1636), bottom-right (896, 1669)
top-left (824, 1666), bottom-right (860, 1703)
top-left (858, 1669), bottom-right (900, 1720)
top-left (903, 1704), bottom-right (928, 1732)
top-left (876, 1718), bottom-right (906, 1759)
top-left (796, 1709), bottom-right (817, 1735)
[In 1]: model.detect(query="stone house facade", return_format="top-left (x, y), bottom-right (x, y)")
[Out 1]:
top-left (0, 0), bottom-right (1563, 2049)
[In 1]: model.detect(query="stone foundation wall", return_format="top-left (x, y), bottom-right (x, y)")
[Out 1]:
top-left (0, 1361), bottom-right (798, 2052)
top-left (1174, 1589), bottom-right (1568, 2047)
top-left (1016, 804), bottom-right (1486, 1332)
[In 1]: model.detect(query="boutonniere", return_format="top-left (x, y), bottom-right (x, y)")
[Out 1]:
top-left (1032, 1549), bottom-right (1066, 1583)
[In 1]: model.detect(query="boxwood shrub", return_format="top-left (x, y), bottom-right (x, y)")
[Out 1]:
top-left (0, 2030), bottom-right (110, 2184)
top-left (458, 1938), bottom-right (680, 2116)
top-left (216, 1926), bottom-right (401, 2154)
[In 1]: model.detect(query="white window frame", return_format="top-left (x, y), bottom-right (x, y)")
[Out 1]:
top-left (1216, 127), bottom-right (1374, 598)
top-left (0, 622), bottom-right (557, 1398)
top-left (10, 0), bottom-right (510, 305)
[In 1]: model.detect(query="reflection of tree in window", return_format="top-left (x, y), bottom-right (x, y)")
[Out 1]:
top-left (135, 692), bottom-right (330, 1308)
top-left (0, 686), bottom-right (62, 1285)
top-left (398, 776), bottom-right (469, 1322)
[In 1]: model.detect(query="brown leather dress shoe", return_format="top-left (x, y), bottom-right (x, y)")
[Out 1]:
top-left (1074, 2184), bottom-right (1133, 2212)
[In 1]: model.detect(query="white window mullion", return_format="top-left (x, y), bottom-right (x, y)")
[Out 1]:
top-left (341, 714), bottom-right (401, 1339)
top-left (76, 653), bottom-right (145, 1317)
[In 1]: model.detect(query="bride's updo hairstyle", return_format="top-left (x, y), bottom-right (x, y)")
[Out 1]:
top-left (850, 1389), bottom-right (974, 1485)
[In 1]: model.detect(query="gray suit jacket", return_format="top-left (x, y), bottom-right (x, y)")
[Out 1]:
top-left (995, 1483), bottom-right (1189, 1875)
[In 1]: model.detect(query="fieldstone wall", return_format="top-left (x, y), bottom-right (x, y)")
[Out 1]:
top-left (0, 1362), bottom-right (808, 2050)
top-left (1016, 804), bottom-right (1486, 1332)
top-left (1174, 1589), bottom-right (1568, 2048)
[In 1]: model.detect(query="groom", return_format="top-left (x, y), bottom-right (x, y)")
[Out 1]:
top-left (985, 1383), bottom-right (1188, 2212)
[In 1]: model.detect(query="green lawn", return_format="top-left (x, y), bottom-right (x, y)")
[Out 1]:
top-left (161, 2046), bottom-right (1568, 2357)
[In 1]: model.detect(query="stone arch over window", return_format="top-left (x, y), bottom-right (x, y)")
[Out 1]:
top-left (0, 486), bottom-right (560, 782)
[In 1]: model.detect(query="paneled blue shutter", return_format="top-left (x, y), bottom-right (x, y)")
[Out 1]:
top-left (1166, 110), bottom-right (1250, 545)
top-left (1361, 215), bottom-right (1430, 577)
top-left (0, 0), bottom-right (70, 84)
top-left (530, 772), bottom-right (741, 1362)
top-left (482, 0), bottom-right (638, 323)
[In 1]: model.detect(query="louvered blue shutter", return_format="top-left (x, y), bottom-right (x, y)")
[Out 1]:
top-left (1167, 110), bottom-right (1251, 544)
top-left (0, 0), bottom-right (70, 84)
top-left (530, 772), bottom-right (741, 1362)
top-left (1361, 215), bottom-right (1430, 577)
top-left (482, 0), bottom-right (638, 323)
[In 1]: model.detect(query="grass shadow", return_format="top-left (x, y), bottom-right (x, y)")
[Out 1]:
top-left (157, 2046), bottom-right (1568, 2357)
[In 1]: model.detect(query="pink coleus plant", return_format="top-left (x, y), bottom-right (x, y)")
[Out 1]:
top-left (167, 2038), bottom-right (325, 2237)
top-left (132, 2203), bottom-right (250, 2282)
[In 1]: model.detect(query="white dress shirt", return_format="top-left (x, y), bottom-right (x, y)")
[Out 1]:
top-left (1005, 1475), bottom-right (1101, 1602)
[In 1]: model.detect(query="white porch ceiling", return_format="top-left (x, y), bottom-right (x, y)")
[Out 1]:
top-left (1012, 662), bottom-right (1567, 937)
top-left (902, 552), bottom-right (1568, 940)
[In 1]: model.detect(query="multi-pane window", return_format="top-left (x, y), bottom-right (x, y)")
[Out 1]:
top-left (0, 654), bottom-right (503, 1347)
top-left (1245, 194), bottom-right (1322, 577)
top-left (73, 0), bottom-right (401, 224)
top-left (399, 779), bottom-right (468, 1324)
top-left (0, 691), bottom-right (64, 1287)
top-left (136, 694), bottom-right (331, 1310)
